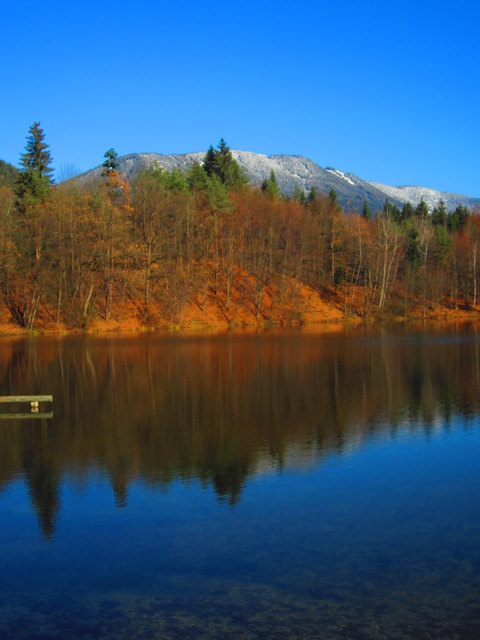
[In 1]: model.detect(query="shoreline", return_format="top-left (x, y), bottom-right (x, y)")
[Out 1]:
top-left (1, 309), bottom-right (479, 339)
top-left (1, 281), bottom-right (479, 338)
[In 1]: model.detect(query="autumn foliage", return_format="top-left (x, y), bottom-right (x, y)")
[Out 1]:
top-left (1, 150), bottom-right (480, 332)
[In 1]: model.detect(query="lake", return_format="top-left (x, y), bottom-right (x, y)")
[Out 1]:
top-left (1, 326), bottom-right (480, 639)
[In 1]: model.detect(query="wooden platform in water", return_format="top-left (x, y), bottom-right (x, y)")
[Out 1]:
top-left (0, 412), bottom-right (54, 420)
top-left (0, 395), bottom-right (53, 403)
top-left (0, 395), bottom-right (53, 419)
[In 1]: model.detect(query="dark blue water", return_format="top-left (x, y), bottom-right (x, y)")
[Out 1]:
top-left (1, 328), bottom-right (480, 638)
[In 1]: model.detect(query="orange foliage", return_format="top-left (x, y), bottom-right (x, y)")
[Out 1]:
top-left (1, 176), bottom-right (480, 335)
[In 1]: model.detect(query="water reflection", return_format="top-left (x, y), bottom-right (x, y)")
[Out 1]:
top-left (1, 325), bottom-right (480, 538)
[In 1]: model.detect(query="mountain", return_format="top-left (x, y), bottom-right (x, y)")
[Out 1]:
top-left (367, 182), bottom-right (480, 213)
top-left (79, 151), bottom-right (480, 214)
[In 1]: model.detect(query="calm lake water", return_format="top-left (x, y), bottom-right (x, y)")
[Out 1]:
top-left (1, 326), bottom-right (480, 639)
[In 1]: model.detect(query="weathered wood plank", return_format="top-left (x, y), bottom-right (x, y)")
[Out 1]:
top-left (0, 395), bottom-right (53, 403)
top-left (0, 412), bottom-right (54, 420)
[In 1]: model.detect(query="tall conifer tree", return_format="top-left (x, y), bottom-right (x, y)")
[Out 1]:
top-left (102, 148), bottom-right (119, 176)
top-left (202, 139), bottom-right (247, 188)
top-left (15, 122), bottom-right (54, 204)
top-left (203, 145), bottom-right (218, 177)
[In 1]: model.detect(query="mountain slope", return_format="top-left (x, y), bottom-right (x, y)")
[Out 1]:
top-left (368, 182), bottom-right (480, 212)
top-left (79, 151), bottom-right (479, 214)
top-left (230, 152), bottom-right (397, 213)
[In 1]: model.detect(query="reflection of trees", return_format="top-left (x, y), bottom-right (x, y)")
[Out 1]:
top-left (0, 327), bottom-right (480, 536)
top-left (25, 457), bottom-right (60, 538)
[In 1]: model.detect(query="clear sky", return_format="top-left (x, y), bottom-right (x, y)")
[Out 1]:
top-left (2, 0), bottom-right (479, 195)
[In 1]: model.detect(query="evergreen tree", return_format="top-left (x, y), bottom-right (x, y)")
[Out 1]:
top-left (203, 145), bottom-right (218, 178)
top-left (328, 187), bottom-right (340, 211)
top-left (223, 158), bottom-right (248, 188)
top-left (307, 186), bottom-right (317, 205)
top-left (391, 204), bottom-right (402, 224)
top-left (165, 167), bottom-right (189, 193)
top-left (202, 139), bottom-right (247, 188)
top-left (362, 197), bottom-right (371, 220)
top-left (11, 122), bottom-right (53, 328)
top-left (334, 266), bottom-right (346, 291)
top-left (292, 183), bottom-right (306, 204)
top-left (187, 161), bottom-right (210, 191)
top-left (402, 201), bottom-right (414, 221)
top-left (15, 122), bottom-right (54, 204)
top-left (431, 199), bottom-right (447, 227)
top-left (415, 197), bottom-right (429, 218)
top-left (149, 166), bottom-right (189, 193)
top-left (216, 138), bottom-right (233, 179)
top-left (262, 170), bottom-right (281, 199)
top-left (448, 204), bottom-right (470, 231)
top-left (433, 225), bottom-right (451, 263)
top-left (102, 148), bottom-right (119, 176)
top-left (206, 173), bottom-right (231, 213)
top-left (406, 226), bottom-right (422, 270)
top-left (383, 198), bottom-right (402, 224)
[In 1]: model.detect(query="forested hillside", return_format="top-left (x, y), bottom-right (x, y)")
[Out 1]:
top-left (1, 125), bottom-right (479, 333)
top-left (0, 160), bottom-right (18, 189)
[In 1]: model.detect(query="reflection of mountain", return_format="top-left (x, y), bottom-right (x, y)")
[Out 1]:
top-left (1, 328), bottom-right (480, 537)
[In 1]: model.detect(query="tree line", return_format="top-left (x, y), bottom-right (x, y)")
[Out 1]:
top-left (0, 122), bottom-right (479, 330)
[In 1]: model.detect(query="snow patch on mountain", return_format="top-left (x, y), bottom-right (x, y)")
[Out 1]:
top-left (326, 168), bottom-right (357, 187)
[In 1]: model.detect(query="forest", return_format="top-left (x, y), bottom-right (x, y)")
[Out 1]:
top-left (0, 122), bottom-right (479, 332)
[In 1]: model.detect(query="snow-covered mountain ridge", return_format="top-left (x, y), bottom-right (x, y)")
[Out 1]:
top-left (367, 182), bottom-right (478, 213)
top-left (81, 151), bottom-right (480, 214)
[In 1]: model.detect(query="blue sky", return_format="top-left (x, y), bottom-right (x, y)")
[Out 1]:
top-left (2, 1), bottom-right (479, 195)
